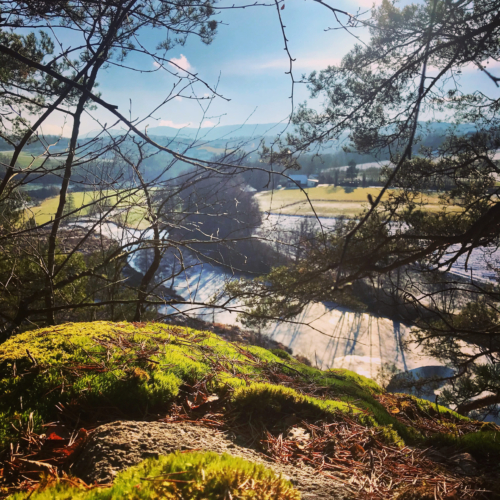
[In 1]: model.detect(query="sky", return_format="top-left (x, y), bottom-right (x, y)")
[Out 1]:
top-left (37, 0), bottom-right (500, 136)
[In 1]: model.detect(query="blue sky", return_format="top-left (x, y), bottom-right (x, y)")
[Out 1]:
top-left (39, 0), bottom-right (499, 136)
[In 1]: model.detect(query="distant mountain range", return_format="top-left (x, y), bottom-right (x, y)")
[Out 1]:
top-left (83, 121), bottom-right (478, 141)
top-left (146, 123), bottom-right (294, 140)
top-left (80, 123), bottom-right (294, 141)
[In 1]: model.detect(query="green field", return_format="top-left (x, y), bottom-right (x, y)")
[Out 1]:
top-left (26, 190), bottom-right (150, 229)
top-left (256, 186), bottom-right (458, 217)
top-left (0, 150), bottom-right (64, 170)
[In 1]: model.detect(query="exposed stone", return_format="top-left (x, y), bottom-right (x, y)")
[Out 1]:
top-left (449, 452), bottom-right (478, 476)
top-left (70, 420), bottom-right (353, 499)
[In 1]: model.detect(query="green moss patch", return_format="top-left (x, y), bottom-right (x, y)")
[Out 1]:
top-left (269, 362), bottom-right (416, 443)
top-left (0, 322), bottom-right (273, 446)
top-left (426, 430), bottom-right (500, 459)
top-left (2, 321), bottom-right (500, 500)
top-left (231, 382), bottom-right (358, 425)
top-left (12, 451), bottom-right (301, 499)
top-left (408, 395), bottom-right (469, 421)
top-left (0, 320), bottom-right (481, 457)
top-left (0, 321), bottom-right (402, 449)
top-left (270, 348), bottom-right (293, 361)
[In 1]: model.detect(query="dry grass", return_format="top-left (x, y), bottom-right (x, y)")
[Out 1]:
top-left (25, 190), bottom-right (150, 228)
top-left (256, 187), bottom-right (462, 217)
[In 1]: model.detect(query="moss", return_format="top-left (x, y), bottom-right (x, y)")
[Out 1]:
top-left (275, 363), bottom-right (416, 444)
top-left (231, 382), bottom-right (358, 425)
top-left (12, 451), bottom-right (301, 499)
top-left (327, 368), bottom-right (384, 395)
top-left (270, 348), bottom-right (293, 361)
top-left (246, 345), bottom-right (282, 362)
top-left (214, 372), bottom-right (249, 391)
top-left (0, 321), bottom-right (466, 454)
top-left (375, 424), bottom-right (405, 448)
top-left (426, 430), bottom-right (500, 459)
top-left (0, 320), bottom-right (420, 456)
top-left (408, 395), bottom-right (469, 421)
top-left (0, 322), bottom-right (256, 446)
top-left (2, 322), bottom-right (325, 447)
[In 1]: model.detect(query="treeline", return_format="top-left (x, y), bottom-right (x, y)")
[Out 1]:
top-left (25, 186), bottom-right (60, 201)
top-left (0, 135), bottom-right (70, 153)
top-left (160, 174), bottom-right (283, 275)
top-left (317, 166), bottom-right (385, 187)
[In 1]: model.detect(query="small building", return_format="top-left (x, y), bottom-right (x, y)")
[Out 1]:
top-left (287, 175), bottom-right (308, 188)
top-left (286, 175), bottom-right (319, 188)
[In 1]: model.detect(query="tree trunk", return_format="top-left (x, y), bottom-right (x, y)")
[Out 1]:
top-left (457, 393), bottom-right (500, 416)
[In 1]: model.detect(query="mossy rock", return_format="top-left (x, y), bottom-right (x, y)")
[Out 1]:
top-left (0, 322), bottom-right (283, 446)
top-left (2, 322), bottom-right (386, 447)
top-left (11, 451), bottom-right (301, 499)
top-left (426, 430), bottom-right (500, 459)
top-left (0, 321), bottom-right (416, 450)
top-left (231, 382), bottom-right (358, 425)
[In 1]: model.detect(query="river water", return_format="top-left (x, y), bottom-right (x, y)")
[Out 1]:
top-left (72, 214), bottom-right (497, 382)
top-left (156, 214), bottom-right (429, 380)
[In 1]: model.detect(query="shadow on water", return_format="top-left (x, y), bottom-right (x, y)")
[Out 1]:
top-left (323, 313), bottom-right (349, 370)
top-left (345, 313), bottom-right (363, 357)
top-left (393, 321), bottom-right (407, 371)
top-left (160, 257), bottom-right (423, 377)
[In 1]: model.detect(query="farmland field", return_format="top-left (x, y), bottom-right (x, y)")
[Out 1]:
top-left (0, 150), bottom-right (64, 170)
top-left (26, 190), bottom-right (150, 229)
top-left (256, 186), bottom-right (460, 217)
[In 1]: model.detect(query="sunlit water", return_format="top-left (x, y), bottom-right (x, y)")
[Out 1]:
top-left (71, 214), bottom-right (496, 381)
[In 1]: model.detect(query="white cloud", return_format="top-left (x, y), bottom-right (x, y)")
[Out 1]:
top-left (295, 57), bottom-right (342, 70)
top-left (243, 56), bottom-right (342, 73)
top-left (40, 123), bottom-right (68, 136)
top-left (152, 56), bottom-right (192, 72)
top-left (354, 0), bottom-right (381, 8)
top-left (158, 120), bottom-right (192, 128)
top-left (169, 54), bottom-right (192, 72)
top-left (201, 120), bottom-right (217, 128)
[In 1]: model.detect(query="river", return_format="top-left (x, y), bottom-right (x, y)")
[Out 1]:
top-left (156, 214), bottom-right (436, 381)
top-left (72, 213), bottom-right (496, 383)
